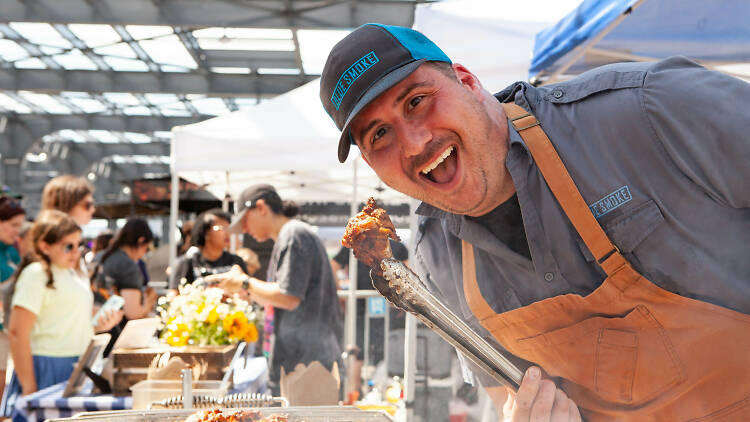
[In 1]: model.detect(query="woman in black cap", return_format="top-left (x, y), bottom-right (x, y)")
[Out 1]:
top-left (206, 184), bottom-right (343, 400)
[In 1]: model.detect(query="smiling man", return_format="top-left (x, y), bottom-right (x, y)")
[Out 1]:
top-left (320, 24), bottom-right (750, 422)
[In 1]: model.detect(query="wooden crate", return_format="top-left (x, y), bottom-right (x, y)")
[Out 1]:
top-left (111, 344), bottom-right (238, 395)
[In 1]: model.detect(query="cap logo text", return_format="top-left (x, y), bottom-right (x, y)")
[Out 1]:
top-left (331, 51), bottom-right (379, 110)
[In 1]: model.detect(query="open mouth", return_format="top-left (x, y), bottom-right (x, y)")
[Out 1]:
top-left (420, 145), bottom-right (457, 184)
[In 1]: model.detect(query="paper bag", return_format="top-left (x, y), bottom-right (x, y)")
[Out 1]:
top-left (280, 361), bottom-right (340, 406)
top-left (147, 352), bottom-right (206, 380)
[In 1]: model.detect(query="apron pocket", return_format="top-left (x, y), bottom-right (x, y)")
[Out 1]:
top-left (515, 304), bottom-right (686, 405)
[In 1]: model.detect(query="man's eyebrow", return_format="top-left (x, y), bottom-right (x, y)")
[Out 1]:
top-left (393, 81), bottom-right (431, 106)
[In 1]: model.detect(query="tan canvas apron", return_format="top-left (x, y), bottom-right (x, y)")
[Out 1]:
top-left (460, 102), bottom-right (750, 421)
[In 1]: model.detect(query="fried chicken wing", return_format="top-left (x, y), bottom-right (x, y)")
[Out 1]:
top-left (342, 197), bottom-right (400, 270)
top-left (184, 409), bottom-right (287, 422)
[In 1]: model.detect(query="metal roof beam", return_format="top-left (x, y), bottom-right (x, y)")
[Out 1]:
top-left (0, 0), bottom-right (423, 28)
top-left (202, 50), bottom-right (298, 69)
top-left (9, 114), bottom-right (203, 139)
top-left (0, 68), bottom-right (316, 95)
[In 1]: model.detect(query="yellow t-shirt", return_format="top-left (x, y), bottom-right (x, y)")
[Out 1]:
top-left (11, 262), bottom-right (94, 357)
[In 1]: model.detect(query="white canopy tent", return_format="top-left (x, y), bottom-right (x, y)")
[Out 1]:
top-left (170, 80), bottom-right (404, 204)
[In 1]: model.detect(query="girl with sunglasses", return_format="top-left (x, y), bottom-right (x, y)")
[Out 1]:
top-left (1, 211), bottom-right (120, 416)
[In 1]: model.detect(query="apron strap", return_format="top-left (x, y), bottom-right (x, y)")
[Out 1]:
top-left (462, 240), bottom-right (496, 320)
top-left (500, 102), bottom-right (627, 276)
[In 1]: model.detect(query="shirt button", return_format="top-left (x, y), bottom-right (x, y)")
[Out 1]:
top-left (544, 272), bottom-right (554, 282)
top-left (552, 89), bottom-right (564, 99)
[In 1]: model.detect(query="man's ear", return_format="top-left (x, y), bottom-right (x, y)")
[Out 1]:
top-left (452, 63), bottom-right (484, 96)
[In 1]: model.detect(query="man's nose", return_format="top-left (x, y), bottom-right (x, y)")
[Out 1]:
top-left (399, 121), bottom-right (431, 158)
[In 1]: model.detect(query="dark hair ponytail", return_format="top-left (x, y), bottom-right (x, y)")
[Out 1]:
top-left (281, 200), bottom-right (299, 218)
top-left (92, 218), bottom-right (153, 280)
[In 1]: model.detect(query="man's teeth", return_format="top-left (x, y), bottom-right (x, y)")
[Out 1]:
top-left (421, 146), bottom-right (454, 175)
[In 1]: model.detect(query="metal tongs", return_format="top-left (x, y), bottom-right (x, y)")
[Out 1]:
top-left (371, 258), bottom-right (524, 389)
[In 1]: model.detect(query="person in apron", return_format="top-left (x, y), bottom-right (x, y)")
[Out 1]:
top-left (319, 24), bottom-right (750, 421)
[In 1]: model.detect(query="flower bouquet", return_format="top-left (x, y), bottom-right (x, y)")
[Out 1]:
top-left (157, 283), bottom-right (261, 347)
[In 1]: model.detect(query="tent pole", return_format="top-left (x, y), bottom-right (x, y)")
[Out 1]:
top-left (168, 169), bottom-right (179, 286)
top-left (403, 198), bottom-right (419, 421)
top-left (346, 157), bottom-right (359, 396)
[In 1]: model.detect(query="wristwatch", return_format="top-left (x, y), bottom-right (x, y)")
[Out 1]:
top-left (241, 276), bottom-right (251, 291)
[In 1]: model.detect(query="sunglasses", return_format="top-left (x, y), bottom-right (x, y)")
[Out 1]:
top-left (63, 242), bottom-right (82, 254)
top-left (81, 200), bottom-right (95, 210)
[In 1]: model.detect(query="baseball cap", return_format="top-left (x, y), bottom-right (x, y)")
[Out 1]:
top-left (228, 184), bottom-right (281, 234)
top-left (320, 24), bottom-right (451, 163)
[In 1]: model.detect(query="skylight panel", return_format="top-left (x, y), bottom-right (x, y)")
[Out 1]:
top-left (9, 22), bottom-right (72, 49)
top-left (103, 92), bottom-right (141, 106)
top-left (125, 25), bottom-right (173, 40)
top-left (194, 28), bottom-right (292, 39)
top-left (122, 132), bottom-right (152, 143)
top-left (190, 97), bottom-right (229, 116)
top-left (160, 108), bottom-right (192, 117)
top-left (67, 97), bottom-right (107, 113)
top-left (257, 68), bottom-right (300, 75)
top-left (297, 29), bottom-right (350, 74)
top-left (88, 130), bottom-right (120, 143)
top-left (211, 67), bottom-right (251, 74)
top-left (102, 56), bottom-right (149, 72)
top-left (0, 39), bottom-right (29, 61)
top-left (53, 49), bottom-right (97, 70)
top-left (194, 27), bottom-right (294, 51)
top-left (138, 34), bottom-right (197, 69)
top-left (14, 58), bottom-right (46, 69)
top-left (93, 42), bottom-right (137, 58)
top-left (122, 105), bottom-right (152, 116)
top-left (67, 24), bottom-right (121, 48)
top-left (160, 65), bottom-right (190, 73)
top-left (0, 93), bottom-right (31, 113)
top-left (144, 93), bottom-right (179, 105)
top-left (198, 37), bottom-right (294, 51)
top-left (18, 92), bottom-right (71, 114)
top-left (57, 129), bottom-right (87, 143)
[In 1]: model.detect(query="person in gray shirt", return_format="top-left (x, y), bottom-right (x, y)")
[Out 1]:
top-left (319, 24), bottom-right (750, 422)
top-left (208, 184), bottom-right (343, 398)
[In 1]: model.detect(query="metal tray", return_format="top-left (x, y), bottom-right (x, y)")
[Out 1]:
top-left (45, 406), bottom-right (395, 421)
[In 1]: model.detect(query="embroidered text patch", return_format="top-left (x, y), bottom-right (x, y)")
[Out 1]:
top-left (589, 185), bottom-right (632, 218)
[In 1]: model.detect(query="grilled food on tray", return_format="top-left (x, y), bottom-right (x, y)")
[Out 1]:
top-left (185, 409), bottom-right (288, 422)
top-left (342, 197), bottom-right (399, 270)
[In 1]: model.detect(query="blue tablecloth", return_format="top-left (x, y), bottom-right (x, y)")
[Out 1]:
top-left (11, 356), bottom-right (268, 422)
top-left (10, 382), bottom-right (131, 422)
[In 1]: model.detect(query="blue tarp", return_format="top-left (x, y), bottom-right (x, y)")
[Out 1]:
top-left (530, 0), bottom-right (750, 81)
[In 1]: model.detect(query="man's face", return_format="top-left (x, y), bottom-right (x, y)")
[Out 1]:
top-left (350, 63), bottom-right (512, 216)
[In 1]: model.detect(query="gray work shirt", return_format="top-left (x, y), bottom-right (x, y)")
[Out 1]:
top-left (266, 219), bottom-right (343, 382)
top-left (411, 56), bottom-right (750, 387)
